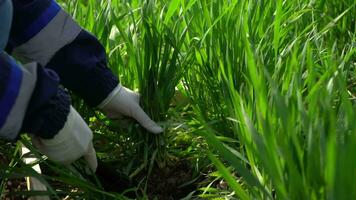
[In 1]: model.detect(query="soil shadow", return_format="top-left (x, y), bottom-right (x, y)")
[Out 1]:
top-left (95, 158), bottom-right (200, 199)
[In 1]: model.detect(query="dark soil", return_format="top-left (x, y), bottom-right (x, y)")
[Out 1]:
top-left (95, 158), bottom-right (199, 199)
top-left (95, 160), bottom-right (132, 193)
top-left (0, 153), bottom-right (27, 200)
top-left (145, 159), bottom-right (196, 200)
top-left (2, 179), bottom-right (28, 200)
top-left (1, 156), bottom-right (200, 199)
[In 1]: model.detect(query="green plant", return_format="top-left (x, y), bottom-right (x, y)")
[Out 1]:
top-left (184, 0), bottom-right (356, 199)
top-left (1, 0), bottom-right (354, 199)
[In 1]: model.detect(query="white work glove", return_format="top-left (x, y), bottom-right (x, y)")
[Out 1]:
top-left (31, 106), bottom-right (98, 172)
top-left (98, 84), bottom-right (163, 134)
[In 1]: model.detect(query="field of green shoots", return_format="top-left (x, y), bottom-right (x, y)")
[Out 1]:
top-left (1, 0), bottom-right (355, 199)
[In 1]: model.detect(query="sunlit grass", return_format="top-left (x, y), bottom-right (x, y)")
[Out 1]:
top-left (1, 0), bottom-right (355, 199)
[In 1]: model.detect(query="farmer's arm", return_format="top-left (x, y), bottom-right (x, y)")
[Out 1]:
top-left (7, 0), bottom-right (112, 107)
top-left (7, 0), bottom-right (162, 133)
top-left (0, 52), bottom-right (97, 170)
top-left (0, 52), bottom-right (66, 141)
top-left (0, 0), bottom-right (96, 170)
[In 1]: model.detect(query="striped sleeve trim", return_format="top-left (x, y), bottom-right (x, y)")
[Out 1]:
top-left (0, 55), bottom-right (22, 129)
top-left (0, 56), bottom-right (37, 140)
top-left (12, 10), bottom-right (82, 66)
top-left (9, 1), bottom-right (61, 48)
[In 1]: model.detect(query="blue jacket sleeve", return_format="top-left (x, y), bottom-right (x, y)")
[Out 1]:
top-left (7, 0), bottom-right (119, 107)
top-left (0, 0), bottom-right (12, 50)
top-left (0, 51), bottom-right (70, 140)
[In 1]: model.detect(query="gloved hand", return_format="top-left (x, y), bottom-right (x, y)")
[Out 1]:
top-left (98, 84), bottom-right (163, 134)
top-left (31, 106), bottom-right (98, 171)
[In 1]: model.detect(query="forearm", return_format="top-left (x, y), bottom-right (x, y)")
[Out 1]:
top-left (0, 52), bottom-right (70, 140)
top-left (8, 0), bottom-right (119, 107)
top-left (46, 31), bottom-right (119, 106)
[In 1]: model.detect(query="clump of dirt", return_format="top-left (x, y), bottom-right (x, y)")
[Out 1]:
top-left (146, 159), bottom-right (196, 200)
top-left (3, 179), bottom-right (28, 200)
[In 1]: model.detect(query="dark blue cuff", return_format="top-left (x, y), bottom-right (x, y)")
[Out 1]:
top-left (46, 30), bottom-right (119, 107)
top-left (21, 66), bottom-right (70, 139)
